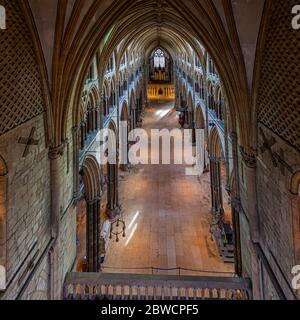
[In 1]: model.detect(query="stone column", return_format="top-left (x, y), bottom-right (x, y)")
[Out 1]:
top-left (96, 107), bottom-right (100, 130)
top-left (204, 79), bottom-right (209, 168)
top-left (223, 99), bottom-right (231, 192)
top-left (85, 196), bottom-right (101, 273)
top-left (84, 118), bottom-right (88, 140)
top-left (210, 159), bottom-right (223, 215)
top-left (80, 122), bottom-right (85, 150)
top-left (106, 160), bottom-right (121, 220)
top-left (133, 108), bottom-right (137, 129)
top-left (49, 144), bottom-right (65, 300)
top-left (106, 81), bottom-right (121, 220)
top-left (192, 121), bottom-right (196, 146)
top-left (100, 95), bottom-right (105, 188)
top-left (209, 159), bottom-right (216, 213)
top-left (240, 147), bottom-right (259, 242)
top-left (72, 125), bottom-right (81, 202)
top-left (230, 132), bottom-right (243, 277)
top-left (120, 121), bottom-right (129, 172)
top-left (93, 199), bottom-right (98, 269)
top-left (86, 198), bottom-right (94, 272)
top-left (96, 197), bottom-right (101, 272)
top-left (92, 109), bottom-right (96, 132)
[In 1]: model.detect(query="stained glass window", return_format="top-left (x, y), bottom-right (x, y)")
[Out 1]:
top-left (154, 49), bottom-right (165, 68)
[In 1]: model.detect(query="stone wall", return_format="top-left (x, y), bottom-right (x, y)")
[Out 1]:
top-left (256, 125), bottom-right (300, 299)
top-left (58, 98), bottom-right (77, 292)
top-left (20, 255), bottom-right (50, 300)
top-left (239, 209), bottom-right (252, 277)
top-left (0, 115), bottom-right (52, 299)
top-left (59, 206), bottom-right (77, 289)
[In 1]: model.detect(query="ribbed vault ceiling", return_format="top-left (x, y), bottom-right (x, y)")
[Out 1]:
top-left (103, 1), bottom-right (205, 70)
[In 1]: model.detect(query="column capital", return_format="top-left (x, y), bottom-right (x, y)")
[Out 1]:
top-left (49, 144), bottom-right (65, 160)
top-left (85, 195), bottom-right (102, 205)
top-left (240, 146), bottom-right (257, 169)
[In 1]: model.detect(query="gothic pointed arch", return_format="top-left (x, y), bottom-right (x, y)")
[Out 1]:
top-left (81, 154), bottom-right (101, 272)
top-left (195, 104), bottom-right (205, 130)
top-left (82, 155), bottom-right (101, 202)
top-left (209, 126), bottom-right (224, 160)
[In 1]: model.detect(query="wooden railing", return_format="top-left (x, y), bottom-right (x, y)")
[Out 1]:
top-left (64, 272), bottom-right (252, 300)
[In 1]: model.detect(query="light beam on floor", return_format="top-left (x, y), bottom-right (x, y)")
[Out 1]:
top-left (127, 210), bottom-right (140, 230)
top-left (125, 223), bottom-right (138, 247)
top-left (155, 108), bottom-right (172, 119)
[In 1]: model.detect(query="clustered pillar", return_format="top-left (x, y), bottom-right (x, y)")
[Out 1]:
top-left (86, 196), bottom-right (101, 272)
top-left (48, 144), bottom-right (65, 299)
top-left (106, 160), bottom-right (121, 220)
top-left (210, 158), bottom-right (224, 216)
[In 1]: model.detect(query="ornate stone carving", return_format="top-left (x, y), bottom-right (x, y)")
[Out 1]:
top-left (48, 144), bottom-right (65, 160)
top-left (240, 146), bottom-right (257, 169)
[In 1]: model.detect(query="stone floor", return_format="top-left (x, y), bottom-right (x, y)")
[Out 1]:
top-left (103, 101), bottom-right (234, 276)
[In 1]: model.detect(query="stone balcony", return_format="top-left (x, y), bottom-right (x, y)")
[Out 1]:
top-left (64, 272), bottom-right (252, 300)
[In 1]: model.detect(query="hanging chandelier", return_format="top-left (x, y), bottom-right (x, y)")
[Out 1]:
top-left (110, 214), bottom-right (126, 243)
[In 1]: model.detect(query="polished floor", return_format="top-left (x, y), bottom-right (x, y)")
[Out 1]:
top-left (103, 101), bottom-right (234, 276)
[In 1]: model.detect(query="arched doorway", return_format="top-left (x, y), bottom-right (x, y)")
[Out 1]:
top-left (209, 126), bottom-right (224, 216)
top-left (80, 155), bottom-right (102, 272)
top-left (209, 127), bottom-right (235, 265)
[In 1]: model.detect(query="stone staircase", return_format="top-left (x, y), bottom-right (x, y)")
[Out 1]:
top-left (64, 272), bottom-right (252, 300)
top-left (216, 239), bottom-right (235, 263)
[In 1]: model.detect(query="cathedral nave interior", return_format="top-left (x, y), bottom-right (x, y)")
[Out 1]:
top-left (0, 0), bottom-right (299, 301)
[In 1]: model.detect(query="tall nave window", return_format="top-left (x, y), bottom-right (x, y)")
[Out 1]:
top-left (154, 49), bottom-right (165, 68)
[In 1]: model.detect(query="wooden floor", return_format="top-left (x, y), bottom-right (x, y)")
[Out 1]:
top-left (103, 101), bottom-right (234, 276)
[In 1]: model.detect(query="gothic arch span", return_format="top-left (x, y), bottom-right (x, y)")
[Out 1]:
top-left (82, 155), bottom-right (101, 201)
top-left (90, 86), bottom-right (101, 108)
top-left (81, 155), bottom-right (101, 272)
top-left (187, 91), bottom-right (193, 111)
top-left (121, 101), bottom-right (129, 122)
top-left (209, 126), bottom-right (224, 160)
top-left (195, 104), bottom-right (205, 130)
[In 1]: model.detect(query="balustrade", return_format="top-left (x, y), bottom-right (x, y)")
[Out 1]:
top-left (64, 272), bottom-right (252, 300)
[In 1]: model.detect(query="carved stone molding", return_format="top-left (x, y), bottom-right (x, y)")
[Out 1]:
top-left (240, 146), bottom-right (257, 169)
top-left (48, 144), bottom-right (65, 160)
